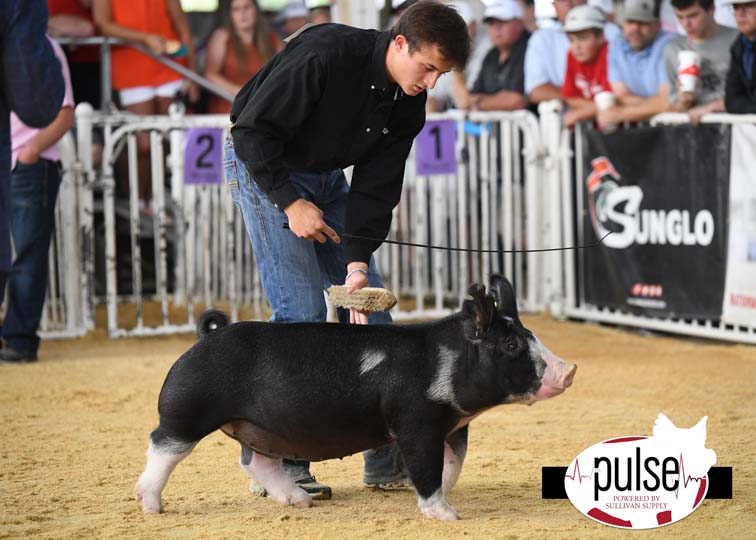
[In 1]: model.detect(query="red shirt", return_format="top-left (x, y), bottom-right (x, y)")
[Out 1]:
top-left (47, 0), bottom-right (100, 63)
top-left (561, 42), bottom-right (610, 100)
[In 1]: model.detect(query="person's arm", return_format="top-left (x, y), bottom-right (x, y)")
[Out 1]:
top-left (687, 98), bottom-right (725, 125)
top-left (48, 14), bottom-right (95, 37)
top-left (725, 53), bottom-right (756, 114)
top-left (16, 107), bottom-right (75, 164)
top-left (477, 90), bottom-right (528, 111)
top-left (563, 97), bottom-right (598, 128)
top-left (93, 0), bottom-right (166, 55)
top-left (450, 70), bottom-right (472, 109)
top-left (610, 81), bottom-right (644, 105)
top-left (598, 83), bottom-right (670, 127)
top-left (204, 28), bottom-right (242, 95)
top-left (529, 83), bottom-right (561, 103)
top-left (166, 0), bottom-right (197, 74)
top-left (3, 2), bottom-right (64, 128)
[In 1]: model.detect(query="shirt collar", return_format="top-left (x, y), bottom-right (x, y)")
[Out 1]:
top-left (742, 34), bottom-right (756, 51)
top-left (370, 31), bottom-right (393, 91)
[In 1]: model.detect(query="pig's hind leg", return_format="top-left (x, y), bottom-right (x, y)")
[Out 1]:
top-left (442, 426), bottom-right (468, 496)
top-left (239, 446), bottom-right (313, 508)
top-left (135, 427), bottom-right (198, 513)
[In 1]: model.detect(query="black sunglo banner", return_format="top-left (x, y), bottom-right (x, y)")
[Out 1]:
top-left (580, 124), bottom-right (730, 319)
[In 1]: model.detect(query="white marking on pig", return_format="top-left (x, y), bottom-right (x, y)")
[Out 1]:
top-left (441, 442), bottom-right (464, 496)
top-left (418, 488), bottom-right (459, 521)
top-left (246, 453), bottom-right (312, 508)
top-left (359, 350), bottom-right (386, 375)
top-left (426, 346), bottom-right (469, 414)
top-left (135, 440), bottom-right (195, 513)
top-left (528, 336), bottom-right (547, 381)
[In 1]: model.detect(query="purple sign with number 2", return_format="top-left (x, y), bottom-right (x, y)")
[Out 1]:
top-left (185, 128), bottom-right (223, 185)
top-left (415, 120), bottom-right (456, 176)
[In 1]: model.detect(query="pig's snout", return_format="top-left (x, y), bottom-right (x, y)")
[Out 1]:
top-left (534, 351), bottom-right (577, 400)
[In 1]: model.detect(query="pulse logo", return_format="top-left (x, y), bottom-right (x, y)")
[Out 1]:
top-left (564, 414), bottom-right (717, 529)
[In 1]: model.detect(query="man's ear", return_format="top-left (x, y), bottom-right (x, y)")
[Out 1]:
top-left (394, 34), bottom-right (408, 52)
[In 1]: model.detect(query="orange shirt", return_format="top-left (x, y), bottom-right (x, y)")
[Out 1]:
top-left (207, 34), bottom-right (280, 114)
top-left (110, 0), bottom-right (185, 90)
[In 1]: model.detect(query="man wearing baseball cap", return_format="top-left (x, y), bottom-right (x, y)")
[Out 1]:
top-left (452, 0), bottom-right (530, 110)
top-left (560, 4), bottom-right (612, 127)
top-left (724, 0), bottom-right (756, 112)
top-left (599, 0), bottom-right (675, 129)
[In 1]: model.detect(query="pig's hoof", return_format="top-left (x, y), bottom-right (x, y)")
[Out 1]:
top-left (270, 488), bottom-right (313, 508)
top-left (421, 503), bottom-right (459, 521)
top-left (135, 482), bottom-right (163, 514)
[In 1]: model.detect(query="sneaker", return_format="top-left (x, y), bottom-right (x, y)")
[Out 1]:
top-left (249, 475), bottom-right (332, 500)
top-left (363, 474), bottom-right (411, 491)
top-left (0, 347), bottom-right (38, 364)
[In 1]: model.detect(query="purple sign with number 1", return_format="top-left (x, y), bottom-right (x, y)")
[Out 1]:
top-left (185, 128), bottom-right (223, 185)
top-left (415, 119), bottom-right (457, 176)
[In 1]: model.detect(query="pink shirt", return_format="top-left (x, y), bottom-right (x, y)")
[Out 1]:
top-left (10, 37), bottom-right (74, 170)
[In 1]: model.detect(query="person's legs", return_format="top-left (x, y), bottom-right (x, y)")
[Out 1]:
top-left (224, 136), bottom-right (331, 498)
top-left (1, 160), bottom-right (62, 361)
top-left (314, 170), bottom-right (407, 488)
top-left (121, 90), bottom-right (159, 207)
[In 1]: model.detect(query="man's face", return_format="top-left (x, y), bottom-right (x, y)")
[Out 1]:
top-left (733, 1), bottom-right (756, 39)
top-left (567, 29), bottom-right (605, 63)
top-left (389, 36), bottom-right (455, 96)
top-left (553, 0), bottom-right (587, 23)
top-left (674, 3), bottom-right (714, 39)
top-left (486, 18), bottom-right (525, 49)
top-left (622, 19), bottom-right (661, 51)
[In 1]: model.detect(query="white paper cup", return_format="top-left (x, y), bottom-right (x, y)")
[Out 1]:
top-left (677, 50), bottom-right (700, 93)
top-left (593, 91), bottom-right (616, 111)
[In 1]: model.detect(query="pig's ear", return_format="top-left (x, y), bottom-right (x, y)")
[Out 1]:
top-left (464, 284), bottom-right (495, 336)
top-left (489, 274), bottom-right (520, 324)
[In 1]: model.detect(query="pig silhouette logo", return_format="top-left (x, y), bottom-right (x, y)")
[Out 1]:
top-left (565, 414), bottom-right (717, 529)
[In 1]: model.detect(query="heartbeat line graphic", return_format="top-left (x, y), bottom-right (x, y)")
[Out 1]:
top-left (565, 458), bottom-right (594, 484)
top-left (565, 453), bottom-right (708, 493)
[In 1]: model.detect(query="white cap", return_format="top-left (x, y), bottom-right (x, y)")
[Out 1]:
top-left (278, 1), bottom-right (309, 19)
top-left (305, 0), bottom-right (330, 8)
top-left (623, 0), bottom-right (659, 22)
top-left (483, 0), bottom-right (523, 22)
top-left (721, 0), bottom-right (753, 4)
top-left (452, 2), bottom-right (476, 25)
top-left (563, 5), bottom-right (606, 32)
top-left (588, 0), bottom-right (615, 15)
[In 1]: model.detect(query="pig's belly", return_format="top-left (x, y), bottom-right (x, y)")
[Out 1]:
top-left (220, 420), bottom-right (390, 462)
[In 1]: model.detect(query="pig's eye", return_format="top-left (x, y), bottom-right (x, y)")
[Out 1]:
top-left (504, 339), bottom-right (519, 353)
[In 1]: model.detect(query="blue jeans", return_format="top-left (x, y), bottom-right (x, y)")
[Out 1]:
top-left (224, 137), bottom-right (403, 483)
top-left (1, 159), bottom-right (61, 356)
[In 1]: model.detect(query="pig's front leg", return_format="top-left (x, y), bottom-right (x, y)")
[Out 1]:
top-left (396, 426), bottom-right (459, 521)
top-left (442, 426), bottom-right (468, 496)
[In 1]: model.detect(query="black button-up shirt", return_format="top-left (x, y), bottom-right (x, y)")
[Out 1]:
top-left (230, 23), bottom-right (427, 263)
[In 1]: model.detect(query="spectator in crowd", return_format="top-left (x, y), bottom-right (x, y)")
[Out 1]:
top-left (205, 0), bottom-right (282, 114)
top-left (664, 0), bottom-right (739, 123)
top-left (427, 1), bottom-right (492, 111)
top-left (725, 0), bottom-right (756, 112)
top-left (524, 0), bottom-right (620, 104)
top-left (93, 0), bottom-right (198, 211)
top-left (560, 5), bottom-right (612, 127)
top-left (275, 2), bottom-right (309, 37)
top-left (1, 38), bottom-right (74, 364)
top-left (589, 0), bottom-right (615, 21)
top-left (598, 0), bottom-right (674, 128)
top-left (227, 1), bottom-right (470, 500)
top-left (48, 0), bottom-right (102, 109)
top-left (452, 0), bottom-right (530, 111)
top-left (306, 0), bottom-right (332, 24)
top-left (1, 0), bottom-right (65, 324)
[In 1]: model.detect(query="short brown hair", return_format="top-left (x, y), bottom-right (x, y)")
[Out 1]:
top-left (390, 1), bottom-right (472, 71)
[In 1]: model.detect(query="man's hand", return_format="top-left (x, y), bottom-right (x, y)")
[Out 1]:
top-left (345, 262), bottom-right (369, 325)
top-left (672, 90), bottom-right (695, 112)
top-left (17, 143), bottom-right (41, 165)
top-left (597, 106), bottom-right (624, 131)
top-left (284, 198), bottom-right (340, 244)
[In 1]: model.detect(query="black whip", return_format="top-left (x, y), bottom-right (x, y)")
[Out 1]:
top-left (283, 223), bottom-right (612, 254)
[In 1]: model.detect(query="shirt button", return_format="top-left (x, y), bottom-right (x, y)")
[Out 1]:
top-left (370, 85), bottom-right (375, 90)
top-left (382, 128), bottom-right (389, 135)
top-left (366, 127), bottom-right (371, 133)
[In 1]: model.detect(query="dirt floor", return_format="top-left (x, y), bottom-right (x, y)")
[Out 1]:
top-left (1, 313), bottom-right (755, 540)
